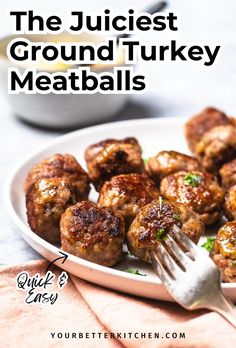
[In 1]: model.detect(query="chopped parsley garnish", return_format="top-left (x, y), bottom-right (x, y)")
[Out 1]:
top-left (143, 158), bottom-right (149, 164)
top-left (159, 196), bottom-right (163, 212)
top-left (173, 214), bottom-right (180, 221)
top-left (184, 173), bottom-right (202, 187)
top-left (201, 237), bottom-right (216, 252)
top-left (127, 269), bottom-right (146, 276)
top-left (156, 227), bottom-right (167, 241)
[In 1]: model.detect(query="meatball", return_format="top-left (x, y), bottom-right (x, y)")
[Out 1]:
top-left (224, 185), bottom-right (236, 220)
top-left (219, 158), bottom-right (236, 189)
top-left (25, 153), bottom-right (90, 201)
top-left (26, 177), bottom-right (77, 244)
top-left (229, 116), bottom-right (236, 128)
top-left (60, 201), bottom-right (125, 266)
top-left (160, 171), bottom-right (224, 225)
top-left (127, 199), bottom-right (204, 262)
top-left (210, 222), bottom-right (236, 282)
top-left (98, 173), bottom-right (159, 228)
top-left (146, 150), bottom-right (202, 185)
top-left (84, 137), bottom-right (144, 190)
top-left (196, 125), bottom-right (236, 173)
top-left (185, 107), bottom-right (231, 153)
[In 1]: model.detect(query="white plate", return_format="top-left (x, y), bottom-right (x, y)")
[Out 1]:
top-left (5, 118), bottom-right (236, 302)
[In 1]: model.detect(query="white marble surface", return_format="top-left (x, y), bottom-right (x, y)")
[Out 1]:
top-left (0, 0), bottom-right (235, 264)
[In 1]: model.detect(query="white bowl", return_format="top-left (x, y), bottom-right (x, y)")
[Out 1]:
top-left (0, 33), bottom-right (128, 128)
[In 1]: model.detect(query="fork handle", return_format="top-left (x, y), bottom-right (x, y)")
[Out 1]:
top-left (209, 291), bottom-right (236, 328)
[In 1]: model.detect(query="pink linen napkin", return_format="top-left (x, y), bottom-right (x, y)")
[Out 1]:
top-left (0, 260), bottom-right (235, 348)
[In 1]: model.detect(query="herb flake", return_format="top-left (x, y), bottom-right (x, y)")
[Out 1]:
top-left (127, 269), bottom-right (146, 276)
top-left (159, 196), bottom-right (163, 212)
top-left (201, 237), bottom-right (216, 252)
top-left (184, 173), bottom-right (202, 187)
top-left (173, 214), bottom-right (180, 221)
top-left (156, 227), bottom-right (167, 241)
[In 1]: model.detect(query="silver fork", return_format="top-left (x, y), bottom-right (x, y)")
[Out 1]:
top-left (149, 225), bottom-right (236, 328)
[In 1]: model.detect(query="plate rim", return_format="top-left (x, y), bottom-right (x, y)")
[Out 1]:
top-left (4, 116), bottom-right (235, 290)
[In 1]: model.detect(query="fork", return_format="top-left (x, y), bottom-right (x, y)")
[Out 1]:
top-left (149, 225), bottom-right (236, 328)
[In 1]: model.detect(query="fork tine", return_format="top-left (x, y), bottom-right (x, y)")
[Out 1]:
top-left (156, 242), bottom-right (183, 279)
top-left (165, 235), bottom-right (193, 269)
top-left (171, 225), bottom-right (198, 255)
top-left (152, 229), bottom-right (236, 329)
top-left (149, 250), bottom-right (173, 288)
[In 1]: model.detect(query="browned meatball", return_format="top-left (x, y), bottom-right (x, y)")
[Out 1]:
top-left (60, 201), bottom-right (125, 266)
top-left (160, 171), bottom-right (224, 225)
top-left (219, 159), bottom-right (236, 189)
top-left (210, 222), bottom-right (236, 282)
top-left (185, 107), bottom-right (231, 153)
top-left (127, 199), bottom-right (204, 262)
top-left (229, 116), bottom-right (236, 128)
top-left (25, 153), bottom-right (90, 201)
top-left (196, 125), bottom-right (236, 173)
top-left (146, 150), bottom-right (202, 185)
top-left (84, 137), bottom-right (144, 191)
top-left (224, 185), bottom-right (236, 220)
top-left (98, 173), bottom-right (159, 228)
top-left (26, 177), bottom-right (77, 244)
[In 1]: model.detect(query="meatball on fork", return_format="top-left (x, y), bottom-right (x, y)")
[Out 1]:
top-left (127, 199), bottom-right (204, 263)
